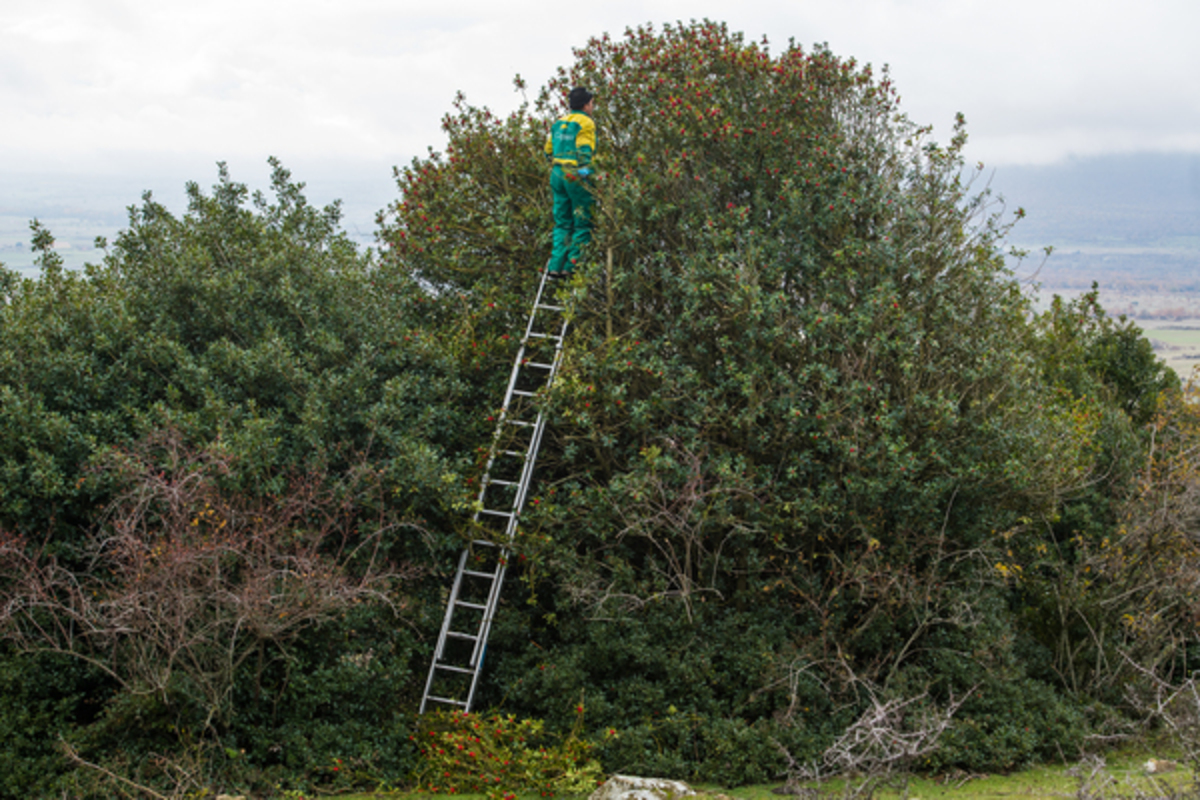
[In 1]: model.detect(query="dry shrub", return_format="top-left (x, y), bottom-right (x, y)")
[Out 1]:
top-left (0, 427), bottom-right (419, 734)
top-left (775, 672), bottom-right (964, 800)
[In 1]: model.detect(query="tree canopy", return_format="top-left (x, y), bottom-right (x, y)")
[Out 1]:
top-left (378, 19), bottom-right (1180, 779)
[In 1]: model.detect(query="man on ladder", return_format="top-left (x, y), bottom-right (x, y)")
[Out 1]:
top-left (544, 87), bottom-right (597, 280)
top-left (421, 89), bottom-right (596, 715)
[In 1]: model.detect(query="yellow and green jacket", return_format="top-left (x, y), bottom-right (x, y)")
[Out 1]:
top-left (544, 111), bottom-right (596, 168)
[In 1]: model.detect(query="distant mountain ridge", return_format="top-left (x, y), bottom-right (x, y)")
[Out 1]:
top-left (992, 152), bottom-right (1200, 251)
top-left (0, 164), bottom-right (394, 277)
top-left (2, 152), bottom-right (1199, 283)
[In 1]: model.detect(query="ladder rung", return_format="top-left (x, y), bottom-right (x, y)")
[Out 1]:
top-left (434, 664), bottom-right (475, 675)
top-left (423, 272), bottom-right (569, 716)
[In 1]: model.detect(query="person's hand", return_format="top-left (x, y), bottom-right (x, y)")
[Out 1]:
top-left (577, 167), bottom-right (591, 177)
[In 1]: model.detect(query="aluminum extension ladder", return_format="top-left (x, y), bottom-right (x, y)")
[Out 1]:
top-left (419, 269), bottom-right (570, 713)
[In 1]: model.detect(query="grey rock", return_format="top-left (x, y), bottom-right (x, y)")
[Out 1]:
top-left (590, 775), bottom-right (695, 800)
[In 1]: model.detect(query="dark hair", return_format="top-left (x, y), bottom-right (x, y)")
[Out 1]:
top-left (568, 87), bottom-right (594, 111)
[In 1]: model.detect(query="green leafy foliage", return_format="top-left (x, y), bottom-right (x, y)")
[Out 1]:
top-left (0, 162), bottom-right (476, 797)
top-left (927, 676), bottom-right (1087, 772)
top-left (0, 648), bottom-right (112, 799)
top-left (1032, 285), bottom-right (1177, 428)
top-left (0, 19), bottom-right (1186, 795)
top-left (221, 607), bottom-right (423, 794)
top-left (0, 159), bottom-right (477, 545)
top-left (380, 20), bottom-right (1121, 776)
top-left (1001, 288), bottom-right (1183, 703)
top-left (484, 598), bottom-right (841, 782)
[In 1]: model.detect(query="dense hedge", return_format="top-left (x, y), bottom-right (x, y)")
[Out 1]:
top-left (0, 20), bottom-right (1184, 798)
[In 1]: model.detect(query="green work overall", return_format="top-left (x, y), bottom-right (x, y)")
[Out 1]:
top-left (549, 165), bottom-right (594, 275)
top-left (545, 110), bottom-right (596, 275)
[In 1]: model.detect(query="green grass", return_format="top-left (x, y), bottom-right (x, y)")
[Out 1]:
top-left (330, 751), bottom-right (1193, 800)
top-left (1139, 327), bottom-right (1200, 347)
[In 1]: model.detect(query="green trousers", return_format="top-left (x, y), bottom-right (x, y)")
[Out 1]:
top-left (548, 165), bottom-right (594, 274)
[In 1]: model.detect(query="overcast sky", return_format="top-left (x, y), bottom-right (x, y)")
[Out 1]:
top-left (3, 0), bottom-right (1198, 178)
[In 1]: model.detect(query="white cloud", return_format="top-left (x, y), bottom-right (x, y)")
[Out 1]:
top-left (1, 0), bottom-right (1197, 172)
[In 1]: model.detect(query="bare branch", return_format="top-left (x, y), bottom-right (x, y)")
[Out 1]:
top-left (0, 427), bottom-right (421, 738)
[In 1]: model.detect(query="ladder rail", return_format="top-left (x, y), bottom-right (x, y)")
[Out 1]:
top-left (420, 269), bottom-right (570, 714)
top-left (471, 276), bottom-right (564, 513)
top-left (419, 547), bottom-right (474, 710)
